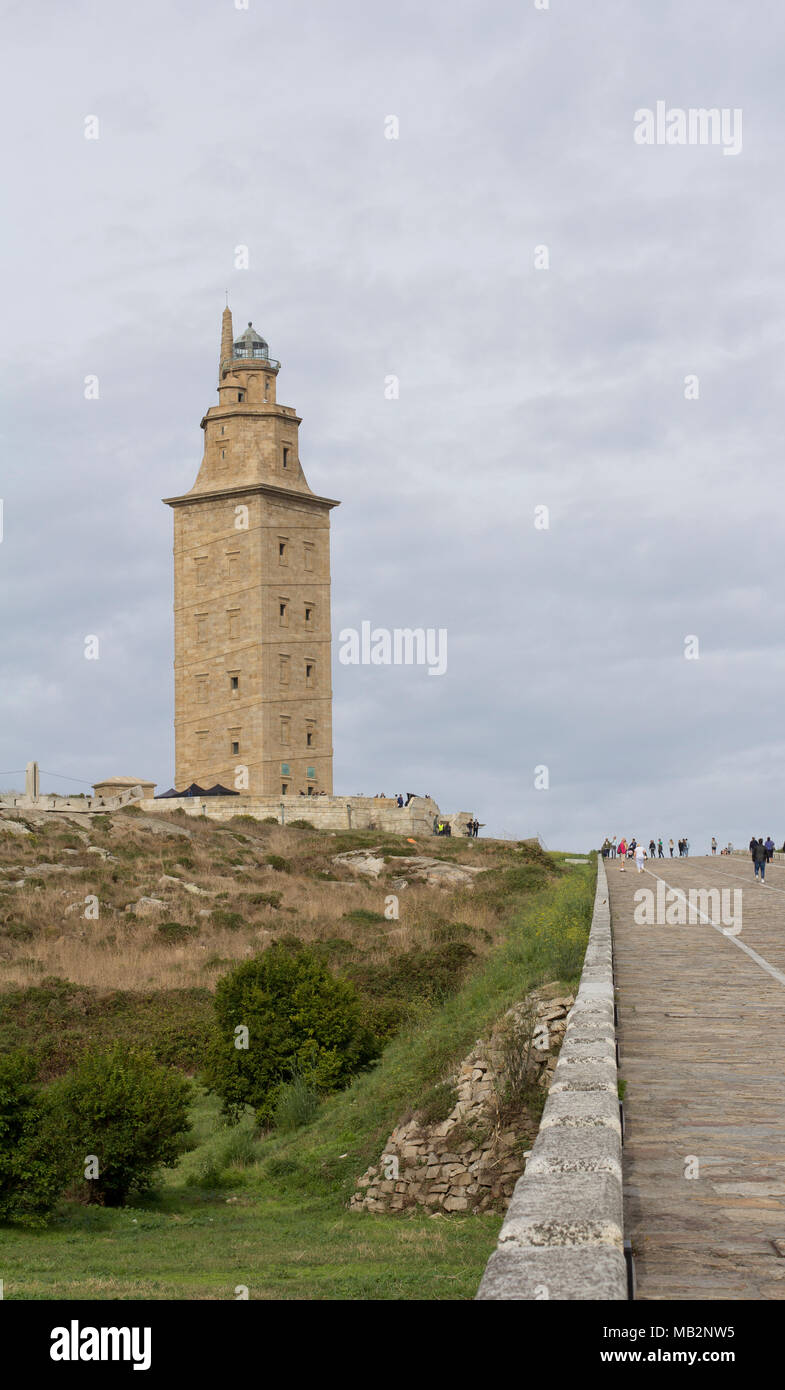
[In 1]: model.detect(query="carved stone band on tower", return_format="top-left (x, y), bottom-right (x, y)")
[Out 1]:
top-left (163, 308), bottom-right (340, 797)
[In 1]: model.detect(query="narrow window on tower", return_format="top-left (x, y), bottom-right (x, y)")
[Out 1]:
top-left (281, 782), bottom-right (288, 795)
top-left (195, 557), bottom-right (208, 586)
top-left (279, 654), bottom-right (290, 684)
top-left (231, 739), bottom-right (240, 755)
top-left (195, 613), bottom-right (208, 642)
top-left (227, 609), bottom-right (240, 638)
top-left (238, 391), bottom-right (244, 402)
top-left (278, 539), bottom-right (288, 565)
top-left (303, 543), bottom-right (314, 572)
top-left (196, 675), bottom-right (208, 704)
top-left (305, 662), bottom-right (315, 689)
top-left (221, 449), bottom-right (226, 460)
top-left (226, 551), bottom-right (240, 581)
top-left (306, 723), bottom-right (315, 748)
top-left (264, 377), bottom-right (270, 401)
top-left (280, 717), bottom-right (290, 745)
top-left (282, 446), bottom-right (289, 469)
top-left (230, 675), bottom-right (239, 693)
top-left (279, 600), bottom-right (288, 626)
top-left (305, 605), bottom-right (313, 625)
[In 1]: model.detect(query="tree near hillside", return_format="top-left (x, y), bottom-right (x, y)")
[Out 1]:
top-left (0, 1052), bottom-right (69, 1226)
top-left (204, 944), bottom-right (379, 1125)
top-left (51, 1045), bottom-right (193, 1206)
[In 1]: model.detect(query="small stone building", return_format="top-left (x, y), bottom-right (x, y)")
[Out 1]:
top-left (92, 776), bottom-right (156, 800)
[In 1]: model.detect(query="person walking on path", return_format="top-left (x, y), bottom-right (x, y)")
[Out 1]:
top-left (658, 838), bottom-right (664, 858)
top-left (765, 836), bottom-right (774, 863)
top-left (711, 836), bottom-right (717, 855)
top-left (618, 837), bottom-right (627, 871)
top-left (669, 839), bottom-right (675, 857)
top-left (648, 838), bottom-right (656, 858)
top-left (635, 842), bottom-right (647, 874)
top-left (609, 838), bottom-right (616, 859)
top-left (749, 836), bottom-right (757, 862)
top-left (753, 838), bottom-right (768, 883)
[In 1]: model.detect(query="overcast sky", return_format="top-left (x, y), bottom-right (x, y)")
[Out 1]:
top-left (2, 0), bottom-right (783, 850)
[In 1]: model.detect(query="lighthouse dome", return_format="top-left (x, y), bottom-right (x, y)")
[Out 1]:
top-left (233, 322), bottom-right (270, 360)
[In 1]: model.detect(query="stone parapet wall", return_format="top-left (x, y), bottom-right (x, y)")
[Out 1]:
top-left (476, 857), bottom-right (627, 1301)
top-left (137, 794), bottom-right (469, 837)
top-left (0, 787), bottom-right (144, 816)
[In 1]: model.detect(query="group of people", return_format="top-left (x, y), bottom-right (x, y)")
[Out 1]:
top-left (602, 837), bottom-right (689, 861)
top-left (748, 836), bottom-right (781, 881)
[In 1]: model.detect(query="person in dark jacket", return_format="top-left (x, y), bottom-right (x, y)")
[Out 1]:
top-left (753, 838), bottom-right (768, 882)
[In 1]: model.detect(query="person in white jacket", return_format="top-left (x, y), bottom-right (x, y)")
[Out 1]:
top-left (634, 842), bottom-right (647, 874)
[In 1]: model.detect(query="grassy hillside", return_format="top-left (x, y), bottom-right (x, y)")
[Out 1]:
top-left (0, 807), bottom-right (594, 1300)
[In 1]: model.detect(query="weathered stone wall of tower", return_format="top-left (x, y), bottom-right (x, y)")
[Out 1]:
top-left (166, 311), bottom-right (337, 797)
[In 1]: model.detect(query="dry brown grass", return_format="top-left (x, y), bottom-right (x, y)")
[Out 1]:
top-left (0, 811), bottom-right (516, 992)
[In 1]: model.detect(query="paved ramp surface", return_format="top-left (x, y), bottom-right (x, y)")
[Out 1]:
top-left (609, 854), bottom-right (785, 1299)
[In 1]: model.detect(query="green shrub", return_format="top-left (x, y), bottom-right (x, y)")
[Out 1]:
top-left (219, 1125), bottom-right (258, 1167)
top-left (50, 1044), bottom-right (193, 1206)
top-left (415, 1079), bottom-right (458, 1124)
top-left (247, 891), bottom-right (282, 909)
top-left (266, 855), bottom-right (291, 873)
top-left (342, 908), bottom-right (387, 926)
top-left (156, 921), bottom-right (200, 944)
top-left (210, 909), bottom-right (245, 932)
top-left (272, 1072), bottom-right (320, 1131)
top-left (0, 979), bottom-right (212, 1078)
top-left (347, 942), bottom-right (476, 1005)
top-left (1, 921), bottom-right (35, 941)
top-left (288, 819), bottom-right (315, 830)
top-left (203, 944), bottom-right (379, 1124)
top-left (261, 817), bottom-right (279, 825)
top-left (90, 815), bottom-right (112, 832)
top-left (0, 1053), bottom-right (69, 1226)
top-left (433, 921), bottom-right (492, 945)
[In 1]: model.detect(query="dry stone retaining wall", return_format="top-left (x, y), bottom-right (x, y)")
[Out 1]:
top-left (476, 856), bottom-right (627, 1300)
top-left (350, 988), bottom-right (575, 1215)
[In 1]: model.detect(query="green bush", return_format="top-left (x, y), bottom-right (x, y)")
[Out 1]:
top-left (50, 1044), bottom-right (193, 1206)
top-left (210, 909), bottom-right (245, 932)
top-left (266, 855), bottom-right (292, 873)
top-left (415, 1079), bottom-right (458, 1124)
top-left (342, 908), bottom-right (387, 926)
top-left (288, 819), bottom-right (315, 830)
top-left (0, 1053), bottom-right (69, 1226)
top-left (261, 817), bottom-right (279, 825)
top-left (432, 921), bottom-right (492, 945)
top-left (247, 891), bottom-right (282, 909)
top-left (1, 921), bottom-right (35, 941)
top-left (347, 942), bottom-right (476, 1005)
top-left (156, 921), bottom-right (200, 944)
top-left (203, 944), bottom-right (379, 1124)
top-left (0, 980), bottom-right (213, 1078)
top-left (272, 1072), bottom-right (320, 1131)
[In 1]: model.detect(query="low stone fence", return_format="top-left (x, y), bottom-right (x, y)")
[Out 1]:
top-left (476, 856), bottom-right (626, 1301)
top-left (137, 794), bottom-right (469, 838)
top-left (0, 787), bottom-right (144, 816)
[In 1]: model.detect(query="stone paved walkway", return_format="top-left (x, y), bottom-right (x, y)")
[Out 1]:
top-left (608, 853), bottom-right (785, 1300)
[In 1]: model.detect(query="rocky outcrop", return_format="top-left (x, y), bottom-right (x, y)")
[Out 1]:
top-left (333, 848), bottom-right (483, 889)
top-left (350, 987), bottom-right (574, 1215)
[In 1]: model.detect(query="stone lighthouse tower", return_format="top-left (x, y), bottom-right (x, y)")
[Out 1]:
top-left (164, 307), bottom-right (339, 796)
